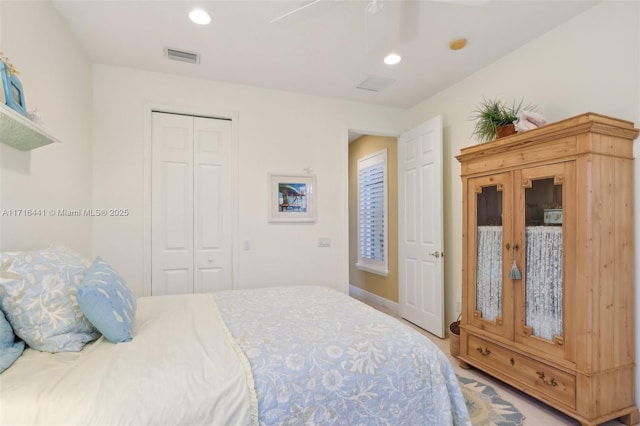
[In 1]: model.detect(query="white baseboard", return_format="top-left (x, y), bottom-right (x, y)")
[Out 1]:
top-left (349, 284), bottom-right (399, 315)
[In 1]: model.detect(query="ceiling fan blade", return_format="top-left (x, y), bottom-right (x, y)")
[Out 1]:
top-left (394, 0), bottom-right (485, 46)
top-left (397, 0), bottom-right (420, 43)
top-left (365, 0), bottom-right (388, 54)
top-left (270, 0), bottom-right (325, 24)
top-left (429, 0), bottom-right (489, 5)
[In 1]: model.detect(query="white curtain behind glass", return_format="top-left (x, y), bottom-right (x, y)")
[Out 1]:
top-left (476, 226), bottom-right (502, 322)
top-left (525, 226), bottom-right (563, 341)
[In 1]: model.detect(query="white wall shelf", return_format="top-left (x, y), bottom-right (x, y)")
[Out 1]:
top-left (0, 104), bottom-right (61, 150)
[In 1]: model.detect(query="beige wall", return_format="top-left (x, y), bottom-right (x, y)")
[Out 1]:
top-left (0, 1), bottom-right (93, 256)
top-left (348, 135), bottom-right (398, 303)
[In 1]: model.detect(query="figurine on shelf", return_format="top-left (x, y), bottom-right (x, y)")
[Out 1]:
top-left (0, 52), bottom-right (20, 76)
top-left (514, 110), bottom-right (546, 132)
top-left (27, 108), bottom-right (43, 126)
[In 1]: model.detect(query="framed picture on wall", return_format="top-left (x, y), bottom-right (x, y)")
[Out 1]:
top-left (268, 173), bottom-right (316, 222)
top-left (0, 61), bottom-right (27, 117)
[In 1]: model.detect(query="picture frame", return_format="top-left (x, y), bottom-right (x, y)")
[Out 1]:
top-left (268, 173), bottom-right (316, 222)
top-left (0, 61), bottom-right (27, 117)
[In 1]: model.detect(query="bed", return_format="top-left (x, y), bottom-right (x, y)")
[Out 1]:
top-left (0, 248), bottom-right (470, 426)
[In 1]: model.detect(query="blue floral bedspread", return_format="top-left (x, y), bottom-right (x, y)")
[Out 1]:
top-left (213, 286), bottom-right (471, 426)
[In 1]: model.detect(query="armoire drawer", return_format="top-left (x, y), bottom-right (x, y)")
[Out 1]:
top-left (466, 334), bottom-right (576, 409)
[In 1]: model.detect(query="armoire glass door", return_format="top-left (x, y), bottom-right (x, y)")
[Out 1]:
top-left (468, 172), bottom-right (513, 340)
top-left (515, 163), bottom-right (575, 359)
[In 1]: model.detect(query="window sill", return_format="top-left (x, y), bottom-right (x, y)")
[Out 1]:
top-left (356, 263), bottom-right (388, 277)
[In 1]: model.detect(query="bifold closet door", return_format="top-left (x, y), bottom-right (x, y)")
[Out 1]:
top-left (151, 112), bottom-right (232, 295)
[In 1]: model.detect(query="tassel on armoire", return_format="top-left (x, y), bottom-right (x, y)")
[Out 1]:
top-left (509, 260), bottom-right (522, 280)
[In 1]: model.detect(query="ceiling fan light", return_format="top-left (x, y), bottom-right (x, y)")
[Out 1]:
top-left (384, 53), bottom-right (402, 65)
top-left (189, 9), bottom-right (211, 25)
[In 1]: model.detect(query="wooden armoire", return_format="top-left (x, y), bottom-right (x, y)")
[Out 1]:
top-left (456, 113), bottom-right (639, 426)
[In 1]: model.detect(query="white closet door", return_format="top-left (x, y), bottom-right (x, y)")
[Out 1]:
top-left (151, 112), bottom-right (233, 296)
top-left (193, 117), bottom-right (232, 293)
top-left (152, 112), bottom-right (194, 295)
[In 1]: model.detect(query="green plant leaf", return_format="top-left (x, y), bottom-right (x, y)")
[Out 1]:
top-left (470, 97), bottom-right (537, 142)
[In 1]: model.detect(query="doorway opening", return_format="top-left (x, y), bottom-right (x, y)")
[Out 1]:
top-left (347, 116), bottom-right (445, 338)
top-left (347, 130), bottom-right (400, 313)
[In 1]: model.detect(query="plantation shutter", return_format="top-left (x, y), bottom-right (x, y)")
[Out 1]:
top-left (356, 149), bottom-right (388, 276)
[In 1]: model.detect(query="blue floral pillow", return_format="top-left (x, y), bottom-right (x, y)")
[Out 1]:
top-left (0, 246), bottom-right (99, 352)
top-left (0, 308), bottom-right (25, 373)
top-left (77, 257), bottom-right (136, 343)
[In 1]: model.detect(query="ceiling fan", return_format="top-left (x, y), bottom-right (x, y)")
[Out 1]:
top-left (269, 0), bottom-right (327, 24)
top-left (270, 0), bottom-right (488, 54)
top-left (270, 0), bottom-right (401, 54)
top-left (270, 0), bottom-right (488, 24)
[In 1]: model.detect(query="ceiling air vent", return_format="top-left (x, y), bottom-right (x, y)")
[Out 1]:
top-left (164, 47), bottom-right (200, 64)
top-left (356, 75), bottom-right (395, 92)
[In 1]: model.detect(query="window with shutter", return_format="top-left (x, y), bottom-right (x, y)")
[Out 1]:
top-left (356, 149), bottom-right (388, 276)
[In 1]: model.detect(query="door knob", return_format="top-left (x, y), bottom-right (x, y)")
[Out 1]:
top-left (429, 251), bottom-right (444, 258)
top-left (208, 257), bottom-right (213, 263)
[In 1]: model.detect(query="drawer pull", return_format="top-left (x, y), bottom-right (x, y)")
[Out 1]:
top-left (536, 371), bottom-right (559, 387)
top-left (510, 358), bottom-right (515, 366)
top-left (476, 347), bottom-right (491, 356)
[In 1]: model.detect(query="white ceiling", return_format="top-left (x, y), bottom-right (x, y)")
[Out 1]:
top-left (52, 0), bottom-right (598, 109)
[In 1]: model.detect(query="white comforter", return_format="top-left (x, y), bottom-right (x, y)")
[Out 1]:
top-left (0, 294), bottom-right (258, 426)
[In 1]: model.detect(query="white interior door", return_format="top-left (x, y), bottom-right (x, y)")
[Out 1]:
top-left (398, 116), bottom-right (445, 337)
top-left (193, 117), bottom-right (232, 293)
top-left (152, 113), bottom-right (194, 295)
top-left (151, 112), bottom-right (232, 295)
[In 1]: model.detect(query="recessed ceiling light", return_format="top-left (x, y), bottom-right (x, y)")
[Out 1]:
top-left (384, 53), bottom-right (402, 65)
top-left (189, 9), bottom-right (211, 25)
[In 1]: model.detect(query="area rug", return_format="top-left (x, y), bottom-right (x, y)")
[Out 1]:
top-left (458, 375), bottom-right (525, 426)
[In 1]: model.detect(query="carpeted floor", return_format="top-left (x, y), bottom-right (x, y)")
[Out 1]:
top-left (458, 375), bottom-right (525, 426)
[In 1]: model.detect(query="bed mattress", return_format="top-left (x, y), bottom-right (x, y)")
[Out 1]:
top-left (1, 286), bottom-right (470, 425)
top-left (0, 293), bottom-right (257, 425)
